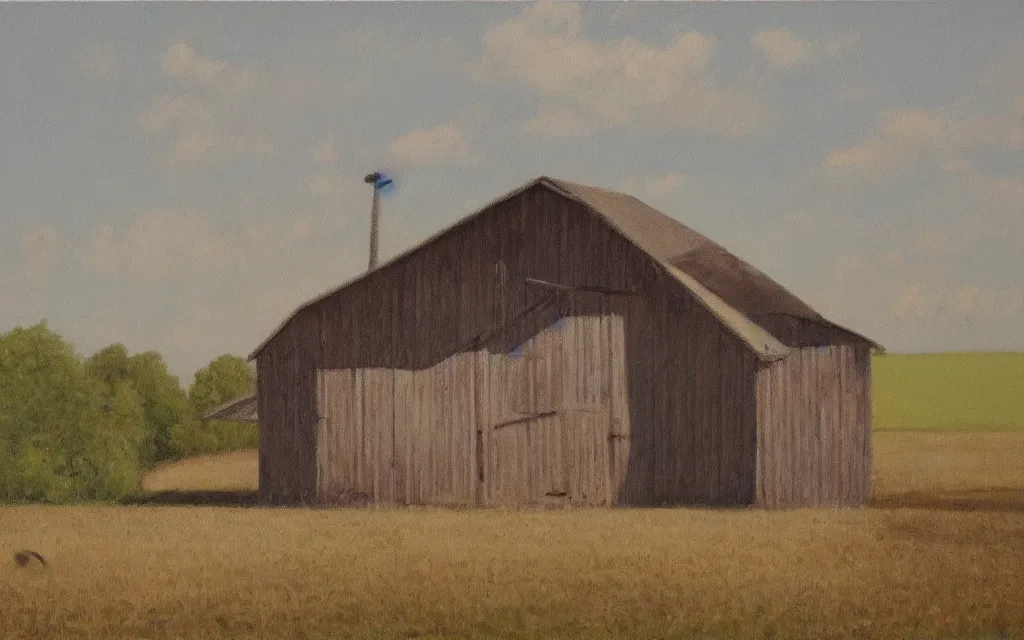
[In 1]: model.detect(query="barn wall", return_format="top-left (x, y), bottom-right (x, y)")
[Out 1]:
top-left (315, 315), bottom-right (628, 507)
top-left (754, 344), bottom-right (872, 507)
top-left (614, 279), bottom-right (760, 506)
top-left (256, 310), bottom-right (318, 505)
top-left (310, 185), bottom-right (655, 372)
top-left (259, 184), bottom-right (783, 508)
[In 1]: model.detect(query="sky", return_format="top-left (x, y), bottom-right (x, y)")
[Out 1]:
top-left (1, 2), bottom-right (1022, 387)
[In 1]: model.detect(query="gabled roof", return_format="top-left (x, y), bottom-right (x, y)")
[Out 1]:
top-left (249, 176), bottom-right (878, 362)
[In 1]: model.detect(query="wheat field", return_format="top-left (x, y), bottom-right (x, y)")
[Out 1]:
top-left (3, 432), bottom-right (1024, 639)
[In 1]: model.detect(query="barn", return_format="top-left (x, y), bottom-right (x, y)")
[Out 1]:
top-left (239, 176), bottom-right (880, 509)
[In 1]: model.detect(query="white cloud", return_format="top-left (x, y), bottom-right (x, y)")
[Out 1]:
top-left (81, 209), bottom-right (246, 280)
top-left (135, 94), bottom-right (211, 134)
top-left (752, 29), bottom-right (859, 71)
top-left (136, 42), bottom-right (274, 167)
top-left (470, 1), bottom-right (766, 138)
top-left (390, 122), bottom-right (476, 167)
top-left (162, 42), bottom-right (227, 86)
top-left (824, 101), bottom-right (1023, 182)
top-left (824, 40), bottom-right (1024, 184)
top-left (824, 108), bottom-right (960, 181)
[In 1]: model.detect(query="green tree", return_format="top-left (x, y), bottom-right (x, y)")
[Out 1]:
top-left (85, 345), bottom-right (191, 467)
top-left (126, 351), bottom-right (190, 464)
top-left (187, 354), bottom-right (256, 454)
top-left (0, 322), bottom-right (144, 503)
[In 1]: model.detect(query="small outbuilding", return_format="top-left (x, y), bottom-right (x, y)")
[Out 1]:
top-left (242, 176), bottom-right (880, 508)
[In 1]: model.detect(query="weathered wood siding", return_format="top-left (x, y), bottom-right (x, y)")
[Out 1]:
top-left (256, 183), bottom-right (871, 509)
top-left (310, 186), bottom-right (653, 371)
top-left (755, 344), bottom-right (872, 507)
top-left (316, 315), bottom-right (627, 507)
top-left (257, 310), bottom-right (318, 505)
top-left (613, 280), bottom-right (760, 506)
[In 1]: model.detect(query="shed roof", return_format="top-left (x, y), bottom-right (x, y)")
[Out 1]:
top-left (201, 393), bottom-right (258, 423)
top-left (248, 176), bottom-right (878, 361)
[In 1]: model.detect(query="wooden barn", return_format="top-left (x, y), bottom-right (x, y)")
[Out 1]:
top-left (240, 176), bottom-right (881, 509)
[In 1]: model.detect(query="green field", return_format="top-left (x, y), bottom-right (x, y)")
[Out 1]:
top-left (872, 352), bottom-right (1024, 431)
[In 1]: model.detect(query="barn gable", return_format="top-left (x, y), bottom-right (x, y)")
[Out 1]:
top-left (249, 176), bottom-right (877, 363)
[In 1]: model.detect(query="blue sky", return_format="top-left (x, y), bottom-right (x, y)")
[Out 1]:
top-left (2, 2), bottom-right (1022, 386)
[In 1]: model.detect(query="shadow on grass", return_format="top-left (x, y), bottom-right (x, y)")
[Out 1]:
top-left (122, 490), bottom-right (261, 508)
top-left (122, 488), bottom-right (1024, 513)
top-left (872, 488), bottom-right (1024, 514)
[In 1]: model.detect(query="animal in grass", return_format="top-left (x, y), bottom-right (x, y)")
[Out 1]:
top-left (13, 550), bottom-right (47, 567)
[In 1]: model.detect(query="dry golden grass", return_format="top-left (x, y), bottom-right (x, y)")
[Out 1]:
top-left (3, 433), bottom-right (1023, 640)
top-left (142, 450), bottom-right (258, 493)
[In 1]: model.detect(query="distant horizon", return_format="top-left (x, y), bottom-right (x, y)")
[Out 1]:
top-left (3, 2), bottom-right (1022, 383)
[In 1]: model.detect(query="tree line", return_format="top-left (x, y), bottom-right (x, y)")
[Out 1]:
top-left (0, 321), bottom-right (256, 503)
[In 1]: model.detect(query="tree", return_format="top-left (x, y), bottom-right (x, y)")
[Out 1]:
top-left (0, 323), bottom-right (144, 503)
top-left (85, 345), bottom-right (191, 467)
top-left (187, 354), bottom-right (256, 453)
top-left (126, 351), bottom-right (191, 464)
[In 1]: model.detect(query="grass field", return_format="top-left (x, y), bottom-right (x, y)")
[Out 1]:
top-left (872, 352), bottom-right (1024, 431)
top-left (4, 352), bottom-right (1023, 639)
top-left (5, 431), bottom-right (1024, 640)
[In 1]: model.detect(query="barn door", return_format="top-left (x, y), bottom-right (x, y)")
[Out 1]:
top-left (491, 413), bottom-right (569, 507)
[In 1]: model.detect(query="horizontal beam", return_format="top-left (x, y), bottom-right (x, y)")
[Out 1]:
top-left (524, 277), bottom-right (638, 297)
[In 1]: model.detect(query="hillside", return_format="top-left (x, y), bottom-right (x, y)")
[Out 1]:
top-left (872, 352), bottom-right (1024, 431)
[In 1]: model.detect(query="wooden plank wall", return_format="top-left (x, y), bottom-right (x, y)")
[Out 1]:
top-left (316, 315), bottom-right (627, 508)
top-left (308, 186), bottom-right (652, 373)
top-left (257, 311), bottom-right (318, 505)
top-left (643, 301), bottom-right (759, 506)
top-left (607, 279), bottom-right (760, 507)
top-left (754, 344), bottom-right (872, 507)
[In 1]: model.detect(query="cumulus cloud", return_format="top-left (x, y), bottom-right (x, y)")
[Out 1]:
top-left (824, 108), bottom-right (956, 180)
top-left (81, 209), bottom-right (246, 280)
top-left (824, 37), bottom-right (1024, 186)
top-left (390, 122), bottom-right (476, 167)
top-left (135, 42), bottom-right (273, 167)
top-left (162, 43), bottom-right (226, 85)
top-left (752, 29), bottom-right (859, 71)
top-left (469, 1), bottom-right (766, 138)
top-left (825, 101), bottom-right (1024, 183)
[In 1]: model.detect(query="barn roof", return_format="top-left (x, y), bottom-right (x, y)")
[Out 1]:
top-left (248, 176), bottom-right (878, 362)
